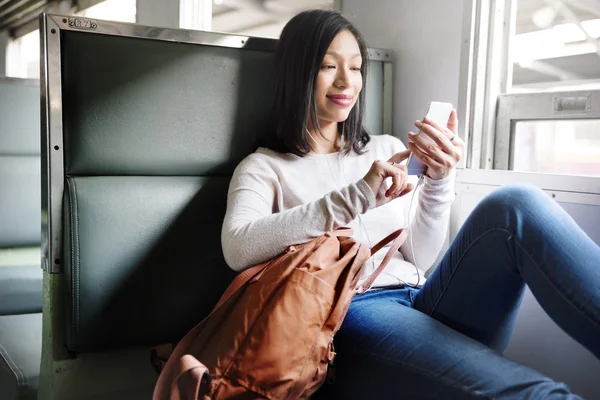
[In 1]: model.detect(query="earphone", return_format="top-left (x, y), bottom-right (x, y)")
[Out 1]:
top-left (306, 127), bottom-right (425, 288)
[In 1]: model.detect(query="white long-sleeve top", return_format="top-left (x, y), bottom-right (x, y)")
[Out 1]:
top-left (221, 134), bottom-right (455, 288)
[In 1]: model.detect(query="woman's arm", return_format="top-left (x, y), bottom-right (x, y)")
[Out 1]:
top-left (221, 156), bottom-right (375, 271)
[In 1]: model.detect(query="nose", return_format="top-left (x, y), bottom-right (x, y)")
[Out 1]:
top-left (334, 67), bottom-right (352, 89)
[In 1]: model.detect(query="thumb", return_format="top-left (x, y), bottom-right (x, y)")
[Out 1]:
top-left (388, 149), bottom-right (411, 164)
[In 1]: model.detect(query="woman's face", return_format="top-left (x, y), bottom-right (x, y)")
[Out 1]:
top-left (314, 29), bottom-right (363, 126)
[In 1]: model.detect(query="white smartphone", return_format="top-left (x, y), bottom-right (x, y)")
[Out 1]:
top-left (406, 101), bottom-right (454, 176)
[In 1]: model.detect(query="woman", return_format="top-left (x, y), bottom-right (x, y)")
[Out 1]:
top-left (221, 9), bottom-right (600, 399)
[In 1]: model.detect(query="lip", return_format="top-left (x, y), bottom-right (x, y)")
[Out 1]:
top-left (327, 94), bottom-right (354, 107)
top-left (328, 94), bottom-right (353, 100)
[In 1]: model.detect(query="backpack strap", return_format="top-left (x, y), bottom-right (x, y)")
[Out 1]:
top-left (357, 229), bottom-right (408, 293)
top-left (212, 263), bottom-right (265, 310)
top-left (170, 355), bottom-right (212, 400)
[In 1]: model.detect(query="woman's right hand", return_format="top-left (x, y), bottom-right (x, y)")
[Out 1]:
top-left (362, 150), bottom-right (415, 208)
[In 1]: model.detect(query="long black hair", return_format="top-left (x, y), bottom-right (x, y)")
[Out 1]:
top-left (263, 9), bottom-right (370, 156)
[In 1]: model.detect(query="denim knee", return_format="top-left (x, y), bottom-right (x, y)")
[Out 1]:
top-left (480, 183), bottom-right (549, 217)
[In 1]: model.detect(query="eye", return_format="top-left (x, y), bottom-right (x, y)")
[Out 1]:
top-left (321, 65), bottom-right (335, 70)
top-left (351, 67), bottom-right (362, 72)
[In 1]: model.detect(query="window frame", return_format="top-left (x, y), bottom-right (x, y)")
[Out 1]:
top-left (458, 0), bottom-right (600, 174)
top-left (458, 0), bottom-right (515, 170)
top-left (495, 90), bottom-right (600, 170)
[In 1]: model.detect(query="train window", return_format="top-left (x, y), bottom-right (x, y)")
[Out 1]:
top-left (78, 0), bottom-right (136, 23)
top-left (5, 30), bottom-right (39, 78)
top-left (513, 119), bottom-right (600, 176)
top-left (460, 0), bottom-right (600, 174)
top-left (181, 0), bottom-right (336, 38)
top-left (5, 0), bottom-right (136, 79)
top-left (510, 1), bottom-right (600, 93)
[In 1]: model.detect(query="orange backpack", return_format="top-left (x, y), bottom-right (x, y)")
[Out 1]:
top-left (153, 228), bottom-right (407, 400)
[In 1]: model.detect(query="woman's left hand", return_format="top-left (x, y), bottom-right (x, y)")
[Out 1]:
top-left (407, 109), bottom-right (464, 180)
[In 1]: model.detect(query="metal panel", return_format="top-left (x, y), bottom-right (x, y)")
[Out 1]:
top-left (40, 13), bottom-right (64, 274)
top-left (365, 59), bottom-right (383, 136)
top-left (383, 61), bottom-right (393, 135)
top-left (452, 174), bottom-right (600, 240)
top-left (451, 168), bottom-right (600, 241)
top-left (494, 90), bottom-right (600, 170)
top-left (455, 168), bottom-right (600, 194)
top-left (53, 13), bottom-right (277, 50)
top-left (364, 48), bottom-right (393, 136)
top-left (366, 47), bottom-right (392, 62)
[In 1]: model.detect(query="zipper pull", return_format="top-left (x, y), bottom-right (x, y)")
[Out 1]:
top-left (326, 360), bottom-right (336, 384)
top-left (326, 341), bottom-right (337, 384)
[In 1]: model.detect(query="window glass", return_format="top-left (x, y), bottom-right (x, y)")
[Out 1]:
top-left (513, 119), bottom-right (600, 176)
top-left (5, 30), bottom-right (39, 79)
top-left (5, 0), bottom-right (136, 79)
top-left (210, 1), bottom-right (334, 38)
top-left (510, 1), bottom-right (600, 93)
top-left (78, 0), bottom-right (136, 22)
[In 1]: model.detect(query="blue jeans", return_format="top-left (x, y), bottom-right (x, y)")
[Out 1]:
top-left (315, 184), bottom-right (600, 399)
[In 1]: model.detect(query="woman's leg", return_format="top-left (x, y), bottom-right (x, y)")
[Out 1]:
top-left (315, 288), bottom-right (583, 399)
top-left (414, 184), bottom-right (600, 355)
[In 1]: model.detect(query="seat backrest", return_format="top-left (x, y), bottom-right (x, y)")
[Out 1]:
top-left (41, 15), bottom-right (394, 354)
top-left (0, 78), bottom-right (41, 250)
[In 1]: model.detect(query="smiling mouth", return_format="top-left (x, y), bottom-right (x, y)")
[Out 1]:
top-left (327, 95), bottom-right (353, 107)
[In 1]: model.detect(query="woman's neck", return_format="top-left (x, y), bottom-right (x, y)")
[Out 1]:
top-left (307, 121), bottom-right (340, 154)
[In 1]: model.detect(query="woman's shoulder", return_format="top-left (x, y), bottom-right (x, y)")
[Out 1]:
top-left (233, 147), bottom-right (294, 175)
top-left (365, 134), bottom-right (407, 156)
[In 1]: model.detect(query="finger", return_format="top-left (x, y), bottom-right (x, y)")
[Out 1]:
top-left (394, 183), bottom-right (415, 199)
top-left (385, 169), bottom-right (405, 198)
top-left (408, 132), bottom-right (455, 168)
top-left (384, 164), bottom-right (407, 198)
top-left (416, 124), bottom-right (464, 163)
top-left (407, 141), bottom-right (445, 176)
top-left (387, 149), bottom-right (411, 165)
top-left (421, 116), bottom-right (466, 149)
top-left (391, 164), bottom-right (408, 197)
top-left (382, 161), bottom-right (398, 197)
top-left (408, 129), bottom-right (450, 159)
top-left (414, 120), bottom-right (464, 159)
top-left (415, 119), bottom-right (454, 152)
top-left (421, 117), bottom-right (453, 140)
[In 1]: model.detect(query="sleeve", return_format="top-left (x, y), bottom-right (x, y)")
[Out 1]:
top-left (221, 156), bottom-right (376, 271)
top-left (399, 170), bottom-right (456, 272)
